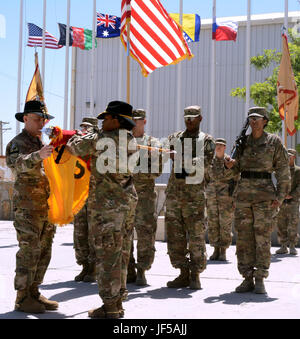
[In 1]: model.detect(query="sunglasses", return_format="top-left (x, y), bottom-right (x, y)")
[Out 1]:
top-left (184, 117), bottom-right (198, 122)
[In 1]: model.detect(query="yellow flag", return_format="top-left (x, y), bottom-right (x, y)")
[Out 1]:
top-left (43, 146), bottom-right (90, 226)
top-left (26, 52), bottom-right (45, 102)
top-left (277, 34), bottom-right (299, 136)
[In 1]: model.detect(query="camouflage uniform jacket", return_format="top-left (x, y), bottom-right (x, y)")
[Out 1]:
top-left (288, 165), bottom-right (300, 202)
top-left (165, 130), bottom-right (215, 193)
top-left (212, 132), bottom-right (290, 203)
top-left (206, 154), bottom-right (239, 199)
top-left (6, 128), bottom-right (50, 211)
top-left (67, 128), bottom-right (138, 204)
top-left (133, 133), bottom-right (162, 195)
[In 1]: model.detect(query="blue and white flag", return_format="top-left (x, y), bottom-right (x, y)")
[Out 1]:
top-left (96, 13), bottom-right (121, 38)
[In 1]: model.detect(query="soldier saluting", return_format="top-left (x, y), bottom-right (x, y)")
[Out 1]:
top-left (212, 107), bottom-right (290, 294)
top-left (6, 100), bottom-right (58, 313)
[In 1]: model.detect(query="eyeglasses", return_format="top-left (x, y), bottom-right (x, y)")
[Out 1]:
top-left (249, 117), bottom-right (263, 122)
top-left (184, 117), bottom-right (197, 122)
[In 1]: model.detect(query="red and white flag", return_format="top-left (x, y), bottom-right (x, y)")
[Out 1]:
top-left (120, 0), bottom-right (193, 77)
top-left (277, 33), bottom-right (299, 136)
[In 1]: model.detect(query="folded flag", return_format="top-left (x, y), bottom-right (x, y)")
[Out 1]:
top-left (212, 19), bottom-right (238, 41)
top-left (97, 13), bottom-right (121, 38)
top-left (277, 33), bottom-right (299, 136)
top-left (26, 52), bottom-right (45, 103)
top-left (58, 23), bottom-right (97, 50)
top-left (27, 23), bottom-right (62, 49)
top-left (43, 127), bottom-right (90, 225)
top-left (170, 14), bottom-right (201, 43)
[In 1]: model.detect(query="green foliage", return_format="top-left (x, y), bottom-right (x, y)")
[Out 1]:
top-left (231, 29), bottom-right (300, 134)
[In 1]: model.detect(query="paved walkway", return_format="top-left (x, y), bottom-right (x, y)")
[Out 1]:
top-left (0, 221), bottom-right (300, 319)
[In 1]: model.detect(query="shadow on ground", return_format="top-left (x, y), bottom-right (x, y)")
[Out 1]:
top-left (40, 280), bottom-right (98, 302)
top-left (204, 292), bottom-right (278, 305)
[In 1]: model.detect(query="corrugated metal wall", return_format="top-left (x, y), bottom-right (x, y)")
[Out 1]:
top-left (74, 15), bottom-right (298, 183)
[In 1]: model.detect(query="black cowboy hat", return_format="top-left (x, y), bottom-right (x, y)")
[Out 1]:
top-left (15, 100), bottom-right (54, 123)
top-left (97, 101), bottom-right (136, 130)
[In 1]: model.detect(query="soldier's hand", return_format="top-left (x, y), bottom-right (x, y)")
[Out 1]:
top-left (224, 157), bottom-right (235, 169)
top-left (39, 145), bottom-right (54, 159)
top-left (271, 200), bottom-right (280, 209)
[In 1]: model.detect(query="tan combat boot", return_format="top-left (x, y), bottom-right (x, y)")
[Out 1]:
top-left (136, 268), bottom-right (147, 286)
top-left (74, 262), bottom-right (89, 282)
top-left (30, 284), bottom-right (59, 311)
top-left (289, 244), bottom-right (298, 256)
top-left (127, 263), bottom-right (137, 283)
top-left (275, 244), bottom-right (288, 255)
top-left (15, 289), bottom-right (46, 314)
top-left (88, 303), bottom-right (120, 319)
top-left (167, 268), bottom-right (190, 288)
top-left (209, 247), bottom-right (220, 261)
top-left (116, 298), bottom-right (125, 318)
top-left (254, 278), bottom-right (267, 294)
top-left (189, 271), bottom-right (201, 290)
top-left (235, 278), bottom-right (255, 293)
top-left (83, 262), bottom-right (96, 282)
top-left (218, 247), bottom-right (227, 261)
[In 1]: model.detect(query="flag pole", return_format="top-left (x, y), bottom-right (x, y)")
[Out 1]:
top-left (16, 0), bottom-right (24, 135)
top-left (42, 0), bottom-right (46, 85)
top-left (210, 0), bottom-right (216, 136)
top-left (176, 0), bottom-right (183, 131)
top-left (64, 0), bottom-right (71, 129)
top-left (245, 0), bottom-right (251, 117)
top-left (126, 21), bottom-right (131, 104)
top-left (283, 0), bottom-right (288, 146)
top-left (90, 0), bottom-right (96, 116)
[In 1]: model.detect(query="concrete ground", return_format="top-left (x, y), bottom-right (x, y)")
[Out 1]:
top-left (0, 220), bottom-right (300, 320)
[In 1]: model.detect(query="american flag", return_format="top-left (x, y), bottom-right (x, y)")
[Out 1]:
top-left (27, 23), bottom-right (62, 49)
top-left (120, 0), bottom-right (193, 77)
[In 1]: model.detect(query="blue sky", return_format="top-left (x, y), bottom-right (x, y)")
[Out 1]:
top-left (0, 0), bottom-right (300, 152)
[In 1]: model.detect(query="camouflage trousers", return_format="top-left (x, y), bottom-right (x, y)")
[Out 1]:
top-left (234, 200), bottom-right (274, 279)
top-left (206, 196), bottom-right (234, 249)
top-left (276, 202), bottom-right (300, 246)
top-left (13, 208), bottom-right (56, 291)
top-left (91, 196), bottom-right (137, 305)
top-left (129, 191), bottom-right (157, 271)
top-left (165, 188), bottom-right (207, 274)
top-left (73, 203), bottom-right (96, 265)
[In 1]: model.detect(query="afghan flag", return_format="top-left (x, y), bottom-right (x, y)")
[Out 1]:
top-left (58, 23), bottom-right (97, 50)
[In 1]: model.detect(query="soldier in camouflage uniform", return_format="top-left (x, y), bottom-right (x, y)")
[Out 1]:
top-left (6, 100), bottom-right (58, 313)
top-left (127, 109), bottom-right (162, 286)
top-left (164, 106), bottom-right (215, 290)
top-left (275, 148), bottom-right (300, 256)
top-left (67, 101), bottom-right (138, 319)
top-left (73, 117), bottom-right (99, 282)
top-left (212, 107), bottom-right (290, 294)
top-left (206, 138), bottom-right (236, 261)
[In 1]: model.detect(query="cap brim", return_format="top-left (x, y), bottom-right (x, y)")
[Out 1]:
top-left (248, 113), bottom-right (264, 118)
top-left (216, 142), bottom-right (226, 146)
top-left (184, 115), bottom-right (201, 118)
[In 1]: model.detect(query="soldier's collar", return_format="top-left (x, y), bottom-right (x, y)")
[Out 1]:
top-left (248, 131), bottom-right (268, 145)
top-left (22, 128), bottom-right (41, 143)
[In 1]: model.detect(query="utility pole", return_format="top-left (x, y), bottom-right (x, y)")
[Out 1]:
top-left (0, 122), bottom-right (11, 156)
